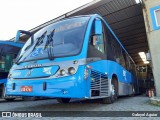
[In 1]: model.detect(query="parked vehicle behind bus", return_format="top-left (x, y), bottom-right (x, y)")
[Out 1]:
top-left (0, 40), bottom-right (23, 101)
top-left (6, 14), bottom-right (139, 103)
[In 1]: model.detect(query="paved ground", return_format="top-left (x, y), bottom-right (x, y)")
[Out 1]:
top-left (0, 95), bottom-right (159, 120)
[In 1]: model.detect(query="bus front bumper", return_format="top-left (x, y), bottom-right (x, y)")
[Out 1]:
top-left (6, 75), bottom-right (89, 99)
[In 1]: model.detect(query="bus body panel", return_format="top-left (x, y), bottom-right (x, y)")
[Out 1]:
top-left (12, 65), bottom-right (60, 79)
top-left (87, 60), bottom-right (133, 84)
top-left (0, 79), bottom-right (7, 84)
top-left (87, 60), bottom-right (134, 96)
top-left (7, 65), bottom-right (90, 98)
top-left (7, 59), bottom-right (134, 98)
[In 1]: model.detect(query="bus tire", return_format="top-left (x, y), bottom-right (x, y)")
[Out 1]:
top-left (101, 77), bottom-right (118, 104)
top-left (57, 98), bottom-right (71, 103)
top-left (112, 77), bottom-right (118, 101)
top-left (102, 96), bottom-right (114, 104)
top-left (2, 85), bottom-right (15, 101)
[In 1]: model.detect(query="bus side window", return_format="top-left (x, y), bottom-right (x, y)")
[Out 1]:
top-left (91, 35), bottom-right (105, 54)
top-left (122, 51), bottom-right (131, 71)
top-left (104, 24), bottom-right (126, 67)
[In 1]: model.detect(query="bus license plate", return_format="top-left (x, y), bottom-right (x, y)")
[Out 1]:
top-left (21, 86), bottom-right (32, 92)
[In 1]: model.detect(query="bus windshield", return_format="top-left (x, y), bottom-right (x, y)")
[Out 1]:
top-left (17, 17), bottom-right (90, 63)
top-left (0, 54), bottom-right (15, 73)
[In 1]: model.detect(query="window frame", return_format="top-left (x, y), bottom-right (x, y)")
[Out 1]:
top-left (150, 5), bottom-right (160, 30)
top-left (154, 9), bottom-right (160, 27)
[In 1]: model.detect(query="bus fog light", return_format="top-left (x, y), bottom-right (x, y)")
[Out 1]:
top-left (59, 69), bottom-right (66, 76)
top-left (84, 69), bottom-right (89, 79)
top-left (68, 67), bottom-right (76, 75)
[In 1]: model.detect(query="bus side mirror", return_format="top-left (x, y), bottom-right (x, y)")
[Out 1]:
top-left (15, 30), bottom-right (33, 42)
top-left (94, 19), bottom-right (102, 35)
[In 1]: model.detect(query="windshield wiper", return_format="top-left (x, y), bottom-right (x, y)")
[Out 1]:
top-left (45, 29), bottom-right (55, 60)
top-left (15, 54), bottom-right (23, 64)
top-left (31, 31), bottom-right (47, 53)
top-left (16, 31), bottom-right (47, 64)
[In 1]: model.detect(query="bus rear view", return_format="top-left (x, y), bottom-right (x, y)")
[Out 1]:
top-left (6, 14), bottom-right (137, 103)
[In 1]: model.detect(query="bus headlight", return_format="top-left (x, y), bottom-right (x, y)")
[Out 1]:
top-left (59, 69), bottom-right (66, 76)
top-left (68, 67), bottom-right (76, 75)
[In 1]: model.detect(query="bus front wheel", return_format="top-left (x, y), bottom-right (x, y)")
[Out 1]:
top-left (102, 77), bottom-right (118, 104)
top-left (102, 86), bottom-right (116, 104)
top-left (56, 98), bottom-right (71, 103)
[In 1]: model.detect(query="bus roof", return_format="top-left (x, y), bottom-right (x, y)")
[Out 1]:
top-left (0, 41), bottom-right (23, 48)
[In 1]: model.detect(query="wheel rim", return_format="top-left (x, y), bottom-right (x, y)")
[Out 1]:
top-left (111, 83), bottom-right (117, 100)
top-left (111, 84), bottom-right (115, 96)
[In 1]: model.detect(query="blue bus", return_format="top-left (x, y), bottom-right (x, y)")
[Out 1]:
top-left (0, 40), bottom-right (23, 100)
top-left (6, 14), bottom-right (138, 103)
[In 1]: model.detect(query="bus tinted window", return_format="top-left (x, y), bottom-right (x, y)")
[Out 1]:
top-left (0, 54), bottom-right (15, 72)
top-left (91, 35), bottom-right (105, 54)
top-left (103, 22), bottom-right (126, 67)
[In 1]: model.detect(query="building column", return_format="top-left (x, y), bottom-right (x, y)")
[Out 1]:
top-left (143, 0), bottom-right (160, 96)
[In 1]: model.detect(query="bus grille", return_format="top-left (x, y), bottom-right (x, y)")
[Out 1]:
top-left (90, 70), bottom-right (109, 97)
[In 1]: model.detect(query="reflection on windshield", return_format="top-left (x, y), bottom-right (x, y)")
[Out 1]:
top-left (17, 17), bottom-right (89, 63)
